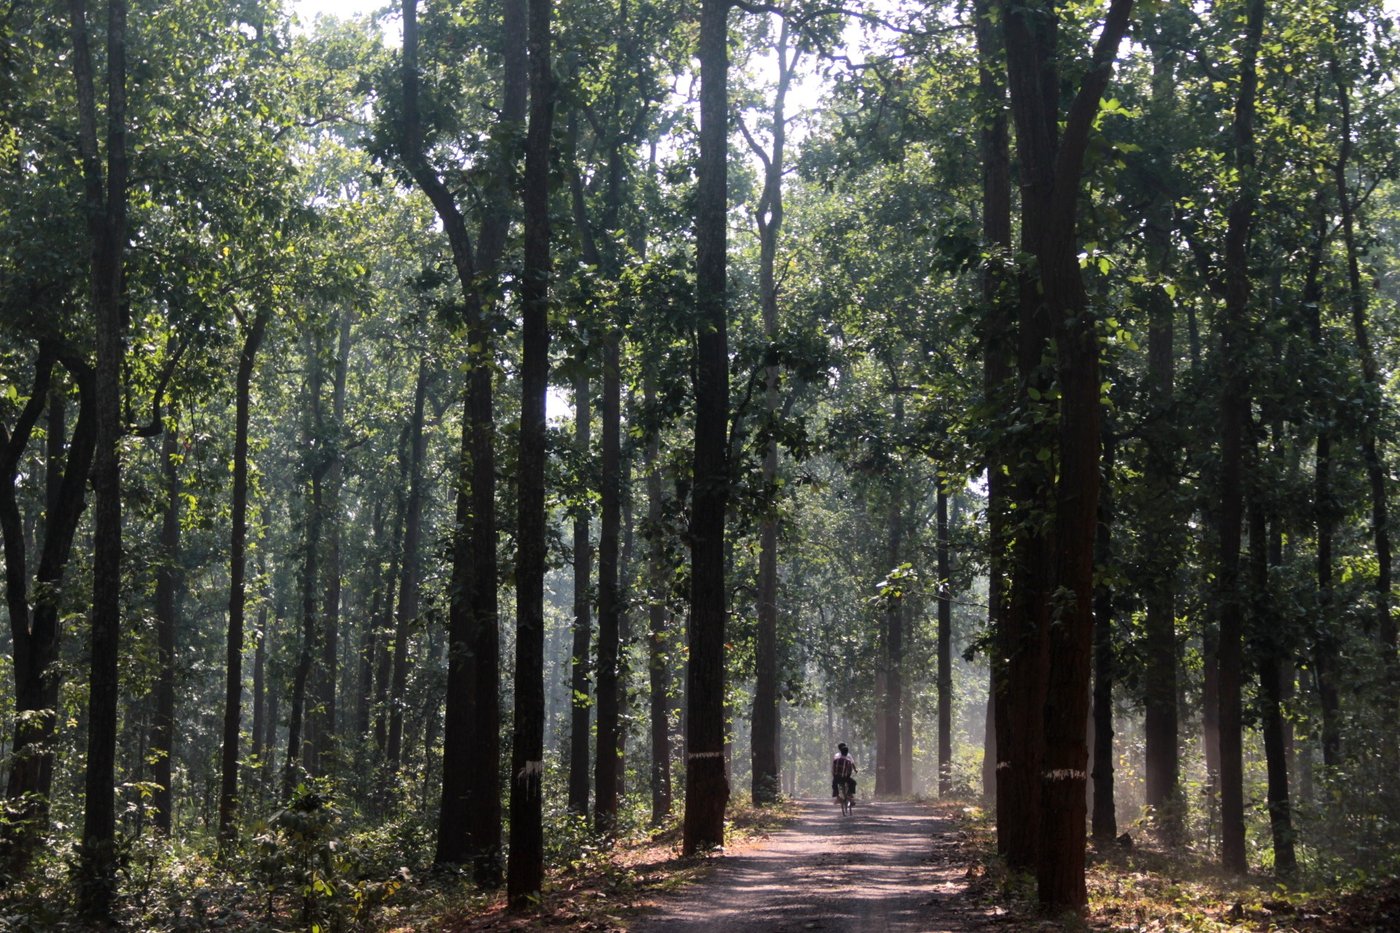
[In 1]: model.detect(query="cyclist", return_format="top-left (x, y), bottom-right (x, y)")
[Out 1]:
top-left (831, 742), bottom-right (857, 801)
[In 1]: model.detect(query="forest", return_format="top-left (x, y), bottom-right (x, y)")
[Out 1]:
top-left (3, 0), bottom-right (1400, 928)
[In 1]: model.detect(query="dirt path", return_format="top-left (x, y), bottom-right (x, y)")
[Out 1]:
top-left (627, 798), bottom-right (999, 932)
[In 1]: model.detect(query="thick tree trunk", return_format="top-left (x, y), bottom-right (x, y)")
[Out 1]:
top-left (406, 0), bottom-right (524, 879)
top-left (568, 364), bottom-right (593, 815)
top-left (151, 418), bottom-right (180, 834)
top-left (1000, 0), bottom-right (1134, 909)
top-left (506, 0), bottom-right (551, 902)
top-left (682, 0), bottom-right (731, 856)
top-left (70, 0), bottom-right (127, 915)
top-left (219, 309), bottom-right (268, 845)
top-left (1217, 0), bottom-right (1266, 876)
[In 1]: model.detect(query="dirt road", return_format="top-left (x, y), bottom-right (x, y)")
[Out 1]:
top-left (627, 798), bottom-right (998, 932)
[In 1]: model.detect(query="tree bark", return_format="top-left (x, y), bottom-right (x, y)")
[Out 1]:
top-left (219, 308), bottom-right (268, 845)
top-left (974, 0), bottom-right (1013, 824)
top-left (1251, 499), bottom-right (1296, 876)
top-left (389, 361), bottom-right (429, 774)
top-left (595, 327), bottom-right (623, 832)
top-left (568, 363), bottom-right (593, 815)
top-left (402, 0), bottom-right (524, 880)
top-left (749, 15), bottom-right (793, 809)
top-left (506, 0), bottom-right (552, 901)
top-left (937, 488), bottom-right (952, 796)
top-left (69, 0), bottom-right (127, 914)
top-left (682, 0), bottom-right (731, 856)
top-left (1091, 432), bottom-right (1116, 842)
top-left (645, 376), bottom-right (672, 824)
top-left (999, 0), bottom-right (1135, 909)
top-left (151, 416), bottom-right (180, 834)
top-left (1217, 0), bottom-right (1266, 876)
top-left (310, 308), bottom-right (354, 771)
top-left (1330, 39), bottom-right (1397, 707)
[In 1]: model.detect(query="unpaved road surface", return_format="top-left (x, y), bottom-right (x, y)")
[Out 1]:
top-left (628, 798), bottom-right (998, 932)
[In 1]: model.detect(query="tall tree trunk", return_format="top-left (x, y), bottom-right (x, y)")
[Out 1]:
top-left (506, 0), bottom-right (552, 901)
top-left (1251, 498), bottom-right (1296, 876)
top-left (975, 0), bottom-right (1013, 825)
top-left (682, 0), bottom-right (732, 855)
top-left (2, 348), bottom-right (84, 869)
top-left (568, 364), bottom-right (593, 815)
top-left (285, 337), bottom-right (329, 798)
top-left (403, 0), bottom-right (524, 879)
top-left (1217, 0), bottom-right (1266, 876)
top-left (70, 0), bottom-right (127, 914)
top-left (374, 477), bottom-right (403, 760)
top-left (251, 568), bottom-right (268, 776)
top-left (1330, 39), bottom-right (1397, 706)
top-left (151, 417), bottom-right (180, 834)
top-left (357, 501), bottom-right (385, 742)
top-left (880, 495), bottom-right (903, 797)
top-left (645, 377), bottom-right (672, 824)
top-left (749, 15), bottom-right (793, 809)
top-left (937, 488), bottom-right (952, 797)
top-left (1000, 0), bottom-right (1135, 909)
top-left (219, 309), bottom-right (268, 845)
top-left (311, 309), bottom-right (354, 771)
top-left (1091, 432), bottom-right (1116, 842)
top-left (1140, 39), bottom-right (1181, 835)
top-left (595, 327), bottom-right (623, 832)
top-left (389, 361), bottom-right (429, 774)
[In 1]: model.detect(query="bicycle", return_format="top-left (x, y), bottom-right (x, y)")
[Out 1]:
top-left (836, 780), bottom-right (855, 816)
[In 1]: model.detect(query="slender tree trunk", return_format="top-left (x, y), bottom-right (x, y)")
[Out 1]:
top-left (389, 362), bottom-right (429, 774)
top-left (645, 377), bottom-right (672, 824)
top-left (311, 309), bottom-right (354, 771)
top-left (285, 339), bottom-right (328, 798)
top-left (506, 0), bottom-right (552, 901)
top-left (749, 16), bottom-right (793, 809)
top-left (1217, 0), bottom-right (1266, 876)
top-left (1091, 432), bottom-right (1116, 842)
top-left (251, 573), bottom-right (268, 773)
top-left (975, 0), bottom-right (1013, 825)
top-left (151, 419), bottom-right (180, 834)
top-left (1252, 500), bottom-right (1296, 876)
top-left (568, 364), bottom-right (593, 815)
top-left (937, 488), bottom-right (952, 796)
top-left (885, 496), bottom-right (903, 798)
top-left (357, 501), bottom-right (385, 741)
top-left (219, 309), bottom-right (268, 845)
top-left (70, 0), bottom-right (127, 914)
top-left (682, 0), bottom-right (732, 855)
top-left (1330, 41), bottom-right (1398, 704)
top-left (2, 349), bottom-right (80, 869)
top-left (1141, 40), bottom-right (1181, 834)
top-left (595, 327), bottom-right (623, 832)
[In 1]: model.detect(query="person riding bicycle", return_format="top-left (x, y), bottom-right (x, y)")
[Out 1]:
top-left (831, 743), bottom-right (857, 800)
